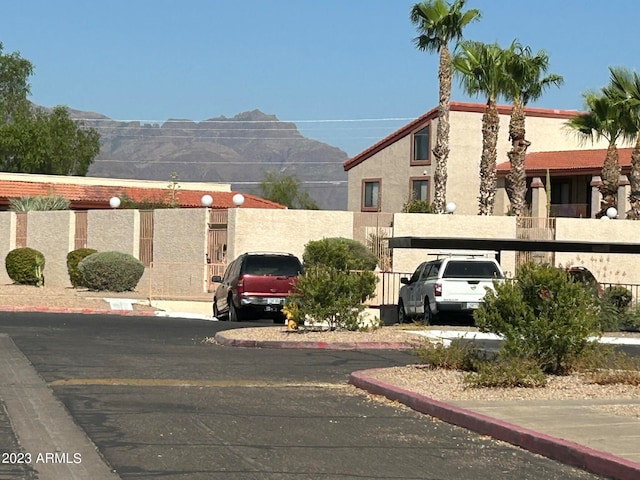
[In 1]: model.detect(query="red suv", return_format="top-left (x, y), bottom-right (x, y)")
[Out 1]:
top-left (212, 252), bottom-right (303, 322)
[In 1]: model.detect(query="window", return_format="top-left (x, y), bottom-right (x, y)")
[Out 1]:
top-left (413, 125), bottom-right (430, 163)
top-left (362, 179), bottom-right (380, 211)
top-left (411, 178), bottom-right (430, 202)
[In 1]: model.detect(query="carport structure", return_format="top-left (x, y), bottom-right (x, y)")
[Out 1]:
top-left (389, 237), bottom-right (640, 264)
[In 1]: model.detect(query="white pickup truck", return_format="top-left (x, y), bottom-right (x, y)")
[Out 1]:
top-left (398, 255), bottom-right (504, 324)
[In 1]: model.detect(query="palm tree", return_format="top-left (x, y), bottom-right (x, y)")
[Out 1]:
top-left (605, 66), bottom-right (640, 219)
top-left (410, 0), bottom-right (480, 214)
top-left (452, 40), bottom-right (509, 215)
top-left (566, 92), bottom-right (635, 218)
top-left (502, 42), bottom-right (563, 217)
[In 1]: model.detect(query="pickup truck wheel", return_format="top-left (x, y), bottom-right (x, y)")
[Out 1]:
top-left (424, 300), bottom-right (438, 325)
top-left (397, 301), bottom-right (408, 324)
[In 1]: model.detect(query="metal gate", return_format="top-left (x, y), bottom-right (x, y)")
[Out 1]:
top-left (516, 217), bottom-right (556, 267)
top-left (206, 209), bottom-right (228, 291)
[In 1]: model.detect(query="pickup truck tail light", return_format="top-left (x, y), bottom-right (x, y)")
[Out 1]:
top-left (434, 283), bottom-right (442, 297)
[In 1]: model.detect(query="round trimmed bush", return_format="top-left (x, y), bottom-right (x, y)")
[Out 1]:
top-left (5, 247), bottom-right (45, 286)
top-left (66, 248), bottom-right (98, 288)
top-left (78, 251), bottom-right (144, 292)
top-left (303, 237), bottom-right (378, 271)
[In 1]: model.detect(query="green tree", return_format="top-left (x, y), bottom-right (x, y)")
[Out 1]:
top-left (566, 91), bottom-right (635, 218)
top-left (258, 171), bottom-right (319, 209)
top-left (0, 105), bottom-right (100, 175)
top-left (410, 0), bottom-right (481, 214)
top-left (453, 40), bottom-right (510, 215)
top-left (503, 42), bottom-right (563, 217)
top-left (604, 66), bottom-right (640, 219)
top-left (0, 42), bottom-right (33, 124)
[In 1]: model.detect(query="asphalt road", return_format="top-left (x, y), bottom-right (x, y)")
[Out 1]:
top-left (0, 312), bottom-right (604, 480)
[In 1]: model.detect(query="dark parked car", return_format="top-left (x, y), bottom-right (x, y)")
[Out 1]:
top-left (212, 252), bottom-right (303, 322)
top-left (566, 266), bottom-right (603, 297)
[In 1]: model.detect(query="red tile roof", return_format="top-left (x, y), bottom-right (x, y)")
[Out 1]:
top-left (496, 148), bottom-right (634, 176)
top-left (0, 179), bottom-right (285, 209)
top-left (343, 102), bottom-right (581, 171)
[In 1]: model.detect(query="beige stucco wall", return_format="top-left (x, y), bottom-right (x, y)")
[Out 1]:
top-left (227, 208), bottom-right (354, 262)
top-left (27, 211), bottom-right (75, 287)
top-left (346, 135), bottom-right (415, 213)
top-left (555, 218), bottom-right (640, 285)
top-left (0, 212), bottom-right (16, 284)
top-left (150, 208), bottom-right (209, 296)
top-left (391, 213), bottom-right (517, 276)
top-left (87, 209), bottom-right (140, 256)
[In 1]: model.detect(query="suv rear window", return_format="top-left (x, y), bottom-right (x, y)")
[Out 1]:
top-left (242, 256), bottom-right (302, 277)
top-left (442, 261), bottom-right (502, 279)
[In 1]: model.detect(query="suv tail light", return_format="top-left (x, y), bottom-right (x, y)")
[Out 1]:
top-left (237, 277), bottom-right (245, 295)
top-left (434, 283), bottom-right (442, 297)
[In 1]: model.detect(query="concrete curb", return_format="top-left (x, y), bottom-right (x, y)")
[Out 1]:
top-left (214, 331), bottom-right (417, 350)
top-left (348, 370), bottom-right (640, 480)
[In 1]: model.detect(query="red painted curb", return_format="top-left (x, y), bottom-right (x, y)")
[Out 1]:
top-left (348, 370), bottom-right (640, 480)
top-left (213, 332), bottom-right (416, 350)
top-left (0, 306), bottom-right (156, 316)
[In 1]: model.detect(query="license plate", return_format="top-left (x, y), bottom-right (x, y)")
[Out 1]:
top-left (466, 302), bottom-right (480, 309)
top-left (267, 298), bottom-right (283, 305)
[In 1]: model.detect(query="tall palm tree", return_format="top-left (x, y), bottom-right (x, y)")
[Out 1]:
top-left (605, 66), bottom-right (640, 219)
top-left (503, 42), bottom-right (563, 217)
top-left (452, 40), bottom-right (509, 215)
top-left (410, 0), bottom-right (480, 214)
top-left (566, 92), bottom-right (635, 218)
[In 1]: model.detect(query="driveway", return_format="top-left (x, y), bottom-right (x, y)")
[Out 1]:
top-left (0, 312), bottom-right (603, 480)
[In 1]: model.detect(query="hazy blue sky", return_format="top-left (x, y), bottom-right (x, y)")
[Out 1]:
top-left (1, 0), bottom-right (638, 157)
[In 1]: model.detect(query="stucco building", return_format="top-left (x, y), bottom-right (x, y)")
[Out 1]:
top-left (343, 102), bottom-right (628, 218)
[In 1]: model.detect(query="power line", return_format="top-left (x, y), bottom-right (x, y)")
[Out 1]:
top-left (72, 116), bottom-right (415, 124)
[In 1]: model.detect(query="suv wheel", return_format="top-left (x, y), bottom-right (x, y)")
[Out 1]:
top-left (398, 300), bottom-right (408, 324)
top-left (213, 301), bottom-right (224, 321)
top-left (229, 301), bottom-right (242, 322)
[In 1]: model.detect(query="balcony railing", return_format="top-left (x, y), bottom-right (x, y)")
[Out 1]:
top-left (549, 203), bottom-right (588, 218)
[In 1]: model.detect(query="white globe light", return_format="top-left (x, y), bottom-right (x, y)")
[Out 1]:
top-left (109, 196), bottom-right (121, 208)
top-left (600, 215), bottom-right (610, 220)
top-left (606, 207), bottom-right (618, 219)
top-left (232, 193), bottom-right (245, 207)
top-left (445, 202), bottom-right (457, 214)
top-left (201, 194), bottom-right (213, 207)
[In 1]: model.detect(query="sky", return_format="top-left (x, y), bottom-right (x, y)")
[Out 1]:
top-left (1, 0), bottom-right (639, 159)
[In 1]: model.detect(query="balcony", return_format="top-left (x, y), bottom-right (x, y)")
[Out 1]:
top-left (549, 203), bottom-right (588, 218)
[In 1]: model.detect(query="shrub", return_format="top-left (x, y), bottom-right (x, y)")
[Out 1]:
top-left (598, 286), bottom-right (635, 332)
top-left (78, 251), bottom-right (144, 292)
top-left (465, 355), bottom-right (547, 389)
top-left (289, 265), bottom-right (377, 331)
top-left (303, 237), bottom-right (378, 271)
top-left (414, 338), bottom-right (481, 371)
top-left (401, 198), bottom-right (434, 213)
top-left (474, 262), bottom-right (600, 375)
top-left (66, 248), bottom-right (98, 288)
top-left (5, 247), bottom-right (45, 286)
top-left (9, 195), bottom-right (70, 211)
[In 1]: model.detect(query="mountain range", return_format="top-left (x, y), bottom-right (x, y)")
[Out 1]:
top-left (68, 108), bottom-right (349, 210)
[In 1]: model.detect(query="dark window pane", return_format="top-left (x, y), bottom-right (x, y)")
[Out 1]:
top-left (364, 181), bottom-right (379, 208)
top-left (442, 261), bottom-right (503, 279)
top-left (413, 126), bottom-right (430, 161)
